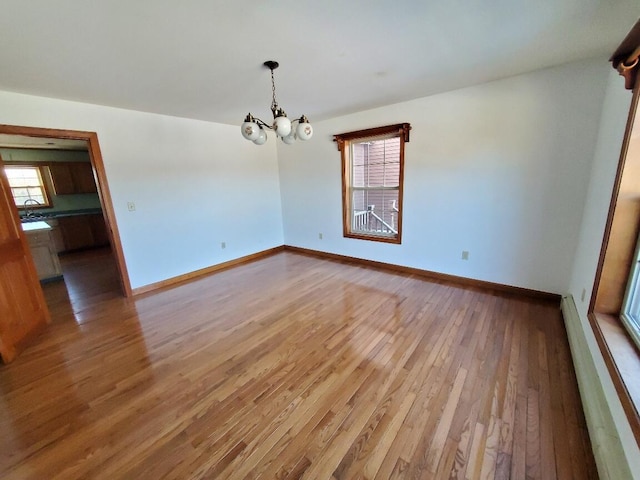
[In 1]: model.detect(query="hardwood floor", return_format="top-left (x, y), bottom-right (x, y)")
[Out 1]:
top-left (0, 249), bottom-right (598, 479)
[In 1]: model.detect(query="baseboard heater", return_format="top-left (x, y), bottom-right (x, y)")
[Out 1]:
top-left (560, 295), bottom-right (634, 480)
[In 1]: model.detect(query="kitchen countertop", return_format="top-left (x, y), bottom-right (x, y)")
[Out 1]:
top-left (21, 221), bottom-right (52, 232)
top-left (20, 208), bottom-right (103, 223)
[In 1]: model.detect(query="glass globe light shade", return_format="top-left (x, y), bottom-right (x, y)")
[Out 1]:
top-left (241, 120), bottom-right (260, 141)
top-left (282, 132), bottom-right (296, 144)
top-left (273, 116), bottom-right (292, 137)
top-left (253, 128), bottom-right (267, 145)
top-left (296, 118), bottom-right (313, 141)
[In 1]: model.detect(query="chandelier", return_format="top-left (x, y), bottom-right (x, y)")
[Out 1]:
top-left (241, 61), bottom-right (313, 145)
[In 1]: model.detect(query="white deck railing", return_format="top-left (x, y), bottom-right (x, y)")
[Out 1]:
top-left (352, 207), bottom-right (397, 235)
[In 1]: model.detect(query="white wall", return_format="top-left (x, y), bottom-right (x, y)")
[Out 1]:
top-left (0, 59), bottom-right (612, 294)
top-left (0, 91), bottom-right (284, 289)
top-left (567, 69), bottom-right (640, 477)
top-left (278, 58), bottom-right (609, 294)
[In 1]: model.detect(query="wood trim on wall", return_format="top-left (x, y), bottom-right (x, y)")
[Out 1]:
top-left (85, 131), bottom-right (132, 297)
top-left (587, 69), bottom-right (640, 447)
top-left (333, 123), bottom-right (411, 150)
top-left (130, 242), bottom-right (560, 302)
top-left (0, 124), bottom-right (132, 297)
top-left (590, 87), bottom-right (640, 313)
top-left (132, 246), bottom-right (285, 296)
top-left (588, 312), bottom-right (640, 446)
top-left (284, 245), bottom-right (561, 302)
top-left (611, 18), bottom-right (640, 90)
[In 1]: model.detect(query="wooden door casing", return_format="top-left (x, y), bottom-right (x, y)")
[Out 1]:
top-left (0, 154), bottom-right (50, 363)
top-left (0, 124), bottom-right (132, 297)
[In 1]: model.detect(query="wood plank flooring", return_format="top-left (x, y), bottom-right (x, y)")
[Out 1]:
top-left (0, 248), bottom-right (598, 479)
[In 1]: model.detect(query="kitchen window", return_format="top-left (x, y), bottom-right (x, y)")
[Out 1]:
top-left (334, 123), bottom-right (411, 244)
top-left (5, 166), bottom-right (51, 209)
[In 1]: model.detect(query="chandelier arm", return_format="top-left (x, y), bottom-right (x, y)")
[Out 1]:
top-left (253, 117), bottom-right (274, 130)
top-left (249, 115), bottom-right (308, 131)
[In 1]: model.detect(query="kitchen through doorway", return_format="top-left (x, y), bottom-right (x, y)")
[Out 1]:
top-left (0, 125), bottom-right (130, 327)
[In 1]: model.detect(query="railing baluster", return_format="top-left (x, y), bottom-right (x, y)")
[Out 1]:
top-left (352, 209), bottom-right (396, 235)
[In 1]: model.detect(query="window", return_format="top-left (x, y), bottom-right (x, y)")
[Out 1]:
top-left (5, 166), bottom-right (51, 209)
top-left (621, 254), bottom-right (640, 350)
top-left (334, 123), bottom-right (410, 243)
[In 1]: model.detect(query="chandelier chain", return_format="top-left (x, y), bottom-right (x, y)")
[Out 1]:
top-left (270, 69), bottom-right (278, 111)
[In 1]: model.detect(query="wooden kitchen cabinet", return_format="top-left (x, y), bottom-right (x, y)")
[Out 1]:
top-left (49, 162), bottom-right (97, 195)
top-left (57, 213), bottom-right (110, 252)
top-left (89, 214), bottom-right (110, 247)
top-left (24, 227), bottom-right (63, 281)
top-left (48, 222), bottom-right (65, 253)
top-left (73, 163), bottom-right (98, 194)
top-left (58, 215), bottom-right (94, 251)
top-left (49, 164), bottom-right (74, 194)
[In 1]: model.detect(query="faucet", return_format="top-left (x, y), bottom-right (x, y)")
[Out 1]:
top-left (23, 198), bottom-right (43, 219)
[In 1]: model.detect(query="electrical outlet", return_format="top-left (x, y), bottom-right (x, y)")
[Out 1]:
top-left (127, 202), bottom-right (136, 212)
top-left (221, 242), bottom-right (226, 249)
top-left (319, 233), bottom-right (323, 240)
top-left (461, 251), bottom-right (469, 260)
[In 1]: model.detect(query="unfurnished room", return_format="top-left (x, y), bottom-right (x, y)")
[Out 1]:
top-left (1, 2), bottom-right (640, 479)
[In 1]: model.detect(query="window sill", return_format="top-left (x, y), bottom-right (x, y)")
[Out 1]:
top-left (344, 232), bottom-right (401, 244)
top-left (591, 312), bottom-right (640, 443)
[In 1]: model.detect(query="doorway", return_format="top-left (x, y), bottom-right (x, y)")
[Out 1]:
top-left (0, 125), bottom-right (131, 312)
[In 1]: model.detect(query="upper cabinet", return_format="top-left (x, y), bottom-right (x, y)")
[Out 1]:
top-left (50, 162), bottom-right (97, 195)
top-left (48, 163), bottom-right (74, 194)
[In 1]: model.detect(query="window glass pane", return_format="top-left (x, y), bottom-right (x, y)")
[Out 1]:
top-left (380, 189), bottom-right (399, 229)
top-left (352, 163), bottom-right (365, 188)
top-left (5, 166), bottom-right (50, 208)
top-left (351, 137), bottom-right (400, 188)
top-left (350, 188), bottom-right (399, 236)
top-left (352, 189), bottom-right (366, 212)
top-left (352, 143), bottom-right (366, 166)
top-left (12, 187), bottom-right (29, 198)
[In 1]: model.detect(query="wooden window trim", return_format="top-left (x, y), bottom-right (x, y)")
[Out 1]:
top-left (4, 163), bottom-right (53, 209)
top-left (589, 83), bottom-right (640, 449)
top-left (334, 123), bottom-right (411, 244)
top-left (589, 312), bottom-right (640, 445)
top-left (610, 18), bottom-right (640, 90)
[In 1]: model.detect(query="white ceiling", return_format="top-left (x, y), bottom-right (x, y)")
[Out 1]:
top-left (0, 1), bottom-right (637, 126)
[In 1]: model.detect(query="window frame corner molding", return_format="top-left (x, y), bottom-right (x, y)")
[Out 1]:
top-left (610, 18), bottom-right (640, 90)
top-left (333, 123), bottom-right (411, 151)
top-left (333, 123), bottom-right (411, 244)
